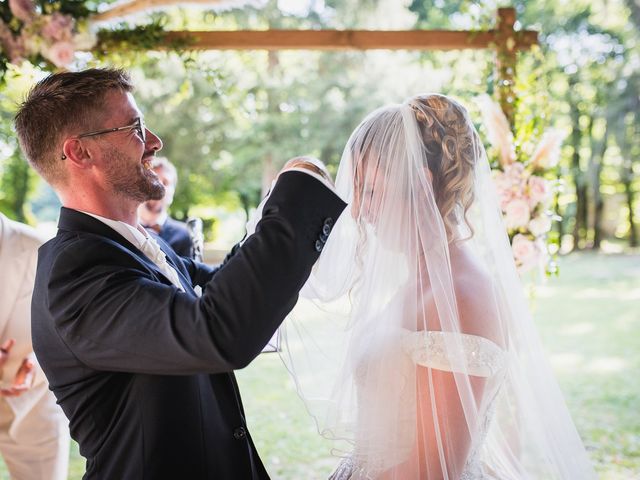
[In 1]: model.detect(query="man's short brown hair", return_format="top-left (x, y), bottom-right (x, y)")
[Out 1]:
top-left (14, 68), bottom-right (133, 186)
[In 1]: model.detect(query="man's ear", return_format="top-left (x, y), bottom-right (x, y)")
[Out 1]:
top-left (62, 138), bottom-right (93, 168)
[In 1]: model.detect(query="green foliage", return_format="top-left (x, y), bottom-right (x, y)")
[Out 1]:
top-left (0, 66), bottom-right (39, 221)
top-left (95, 18), bottom-right (173, 56)
top-left (514, 0), bottom-right (639, 248)
top-left (409, 0), bottom-right (475, 27)
top-left (0, 152), bottom-right (34, 222)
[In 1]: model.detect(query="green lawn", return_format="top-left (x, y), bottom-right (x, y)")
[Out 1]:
top-left (1, 253), bottom-right (637, 479)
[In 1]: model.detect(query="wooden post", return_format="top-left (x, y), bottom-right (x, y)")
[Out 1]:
top-left (495, 7), bottom-right (518, 129)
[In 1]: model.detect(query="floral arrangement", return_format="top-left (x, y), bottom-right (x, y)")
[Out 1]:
top-left (477, 95), bottom-right (563, 275)
top-left (0, 0), bottom-right (96, 71)
top-left (0, 0), bottom-right (174, 82)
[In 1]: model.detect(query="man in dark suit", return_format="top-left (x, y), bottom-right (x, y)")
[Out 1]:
top-left (14, 68), bottom-right (345, 479)
top-left (138, 156), bottom-right (193, 258)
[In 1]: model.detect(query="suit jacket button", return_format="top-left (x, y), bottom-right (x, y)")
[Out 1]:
top-left (315, 240), bottom-right (324, 252)
top-left (233, 427), bottom-right (247, 440)
top-left (324, 217), bottom-right (334, 227)
top-left (322, 223), bottom-right (332, 236)
top-left (319, 232), bottom-right (329, 243)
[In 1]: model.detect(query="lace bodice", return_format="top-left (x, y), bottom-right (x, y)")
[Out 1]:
top-left (331, 331), bottom-right (508, 480)
top-left (401, 330), bottom-right (507, 378)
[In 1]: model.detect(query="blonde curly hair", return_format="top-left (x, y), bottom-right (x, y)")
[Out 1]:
top-left (409, 94), bottom-right (480, 241)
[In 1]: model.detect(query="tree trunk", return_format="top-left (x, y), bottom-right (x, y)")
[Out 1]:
top-left (591, 175), bottom-right (605, 249)
top-left (552, 170), bottom-right (565, 251)
top-left (622, 159), bottom-right (638, 247)
top-left (590, 121), bottom-right (609, 250)
top-left (574, 185), bottom-right (588, 249)
top-left (628, 186), bottom-right (638, 248)
top-left (568, 83), bottom-right (587, 250)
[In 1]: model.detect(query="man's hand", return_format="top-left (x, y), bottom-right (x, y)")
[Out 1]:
top-left (244, 156), bottom-right (335, 241)
top-left (281, 156), bottom-right (333, 186)
top-left (0, 338), bottom-right (15, 368)
top-left (0, 339), bottom-right (35, 397)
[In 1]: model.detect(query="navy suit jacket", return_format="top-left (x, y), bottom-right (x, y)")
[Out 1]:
top-left (154, 216), bottom-right (193, 258)
top-left (31, 171), bottom-right (346, 480)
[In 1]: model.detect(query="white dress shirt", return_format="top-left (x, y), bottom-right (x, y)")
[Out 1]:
top-left (81, 211), bottom-right (185, 291)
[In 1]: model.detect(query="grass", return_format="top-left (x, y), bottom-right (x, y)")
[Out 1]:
top-left (0, 253), bottom-right (637, 479)
top-left (532, 253), bottom-right (640, 480)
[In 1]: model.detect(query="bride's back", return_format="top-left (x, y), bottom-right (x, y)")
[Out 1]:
top-left (422, 242), bottom-right (504, 348)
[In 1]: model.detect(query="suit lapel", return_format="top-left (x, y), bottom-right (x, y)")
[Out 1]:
top-left (57, 208), bottom-right (196, 296)
top-left (154, 235), bottom-right (194, 294)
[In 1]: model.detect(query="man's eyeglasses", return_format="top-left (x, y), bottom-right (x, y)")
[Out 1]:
top-left (61, 118), bottom-right (146, 160)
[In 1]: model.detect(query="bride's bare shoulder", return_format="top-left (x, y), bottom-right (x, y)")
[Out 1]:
top-left (449, 243), bottom-right (504, 346)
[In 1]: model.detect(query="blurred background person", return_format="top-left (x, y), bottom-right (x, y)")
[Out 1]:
top-left (0, 212), bottom-right (69, 480)
top-left (138, 157), bottom-right (194, 258)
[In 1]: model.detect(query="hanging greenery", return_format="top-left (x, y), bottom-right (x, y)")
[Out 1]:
top-left (0, 0), bottom-right (180, 82)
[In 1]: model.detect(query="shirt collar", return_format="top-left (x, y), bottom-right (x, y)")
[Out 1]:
top-left (155, 211), bottom-right (169, 227)
top-left (80, 210), bottom-right (149, 250)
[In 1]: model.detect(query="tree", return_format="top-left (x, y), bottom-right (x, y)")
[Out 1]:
top-left (0, 67), bottom-right (40, 222)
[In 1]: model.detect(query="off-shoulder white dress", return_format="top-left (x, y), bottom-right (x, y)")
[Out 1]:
top-left (330, 331), bottom-right (508, 480)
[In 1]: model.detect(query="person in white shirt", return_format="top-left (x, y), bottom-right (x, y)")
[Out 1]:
top-left (0, 212), bottom-right (69, 480)
top-left (138, 157), bottom-right (194, 258)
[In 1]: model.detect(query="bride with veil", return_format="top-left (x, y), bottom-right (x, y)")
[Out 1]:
top-left (272, 94), bottom-right (596, 479)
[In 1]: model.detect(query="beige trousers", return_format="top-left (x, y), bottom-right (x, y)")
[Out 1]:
top-left (0, 390), bottom-right (69, 480)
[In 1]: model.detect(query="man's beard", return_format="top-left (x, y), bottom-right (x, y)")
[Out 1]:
top-left (103, 146), bottom-right (165, 203)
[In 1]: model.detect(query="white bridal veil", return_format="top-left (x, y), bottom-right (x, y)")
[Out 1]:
top-left (275, 94), bottom-right (596, 479)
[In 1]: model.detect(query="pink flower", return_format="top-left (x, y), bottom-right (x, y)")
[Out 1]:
top-left (9, 0), bottom-right (35, 23)
top-left (6, 35), bottom-right (26, 63)
top-left (512, 234), bottom-right (539, 272)
top-left (498, 189), bottom-right (515, 211)
top-left (504, 198), bottom-right (531, 230)
top-left (73, 31), bottom-right (97, 50)
top-left (505, 164), bottom-right (528, 194)
top-left (0, 20), bottom-right (25, 62)
top-left (528, 215), bottom-right (552, 237)
top-left (527, 175), bottom-right (551, 207)
top-left (42, 13), bottom-right (74, 42)
top-left (504, 162), bottom-right (527, 183)
top-left (44, 41), bottom-right (75, 68)
top-left (493, 171), bottom-right (513, 209)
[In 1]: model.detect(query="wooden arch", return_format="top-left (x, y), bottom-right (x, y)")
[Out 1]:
top-left (90, 5), bottom-right (537, 126)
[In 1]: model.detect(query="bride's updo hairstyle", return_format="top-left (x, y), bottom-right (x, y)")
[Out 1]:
top-left (408, 94), bottom-right (480, 241)
top-left (347, 93), bottom-right (480, 243)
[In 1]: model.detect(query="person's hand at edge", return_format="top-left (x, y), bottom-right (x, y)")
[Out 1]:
top-left (281, 156), bottom-right (334, 187)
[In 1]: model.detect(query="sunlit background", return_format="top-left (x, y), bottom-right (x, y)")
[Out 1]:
top-left (0, 0), bottom-right (638, 478)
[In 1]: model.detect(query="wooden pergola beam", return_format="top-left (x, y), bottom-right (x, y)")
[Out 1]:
top-left (162, 29), bottom-right (538, 51)
top-left (92, 7), bottom-right (533, 128)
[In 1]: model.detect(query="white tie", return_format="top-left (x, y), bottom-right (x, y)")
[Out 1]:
top-left (140, 236), bottom-right (185, 291)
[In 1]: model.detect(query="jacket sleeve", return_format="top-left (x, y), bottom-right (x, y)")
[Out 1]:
top-left (46, 171), bottom-right (346, 375)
